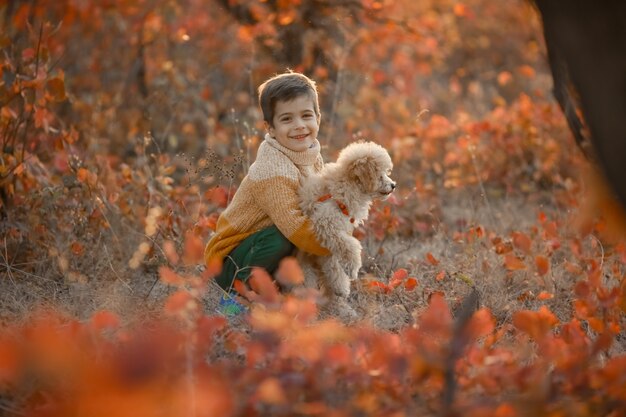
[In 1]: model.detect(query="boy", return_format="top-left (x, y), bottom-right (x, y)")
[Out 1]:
top-left (204, 71), bottom-right (330, 314)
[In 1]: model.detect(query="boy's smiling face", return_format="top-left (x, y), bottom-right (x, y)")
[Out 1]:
top-left (267, 94), bottom-right (320, 152)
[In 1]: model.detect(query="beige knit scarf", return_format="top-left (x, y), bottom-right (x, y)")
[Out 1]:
top-left (264, 133), bottom-right (321, 166)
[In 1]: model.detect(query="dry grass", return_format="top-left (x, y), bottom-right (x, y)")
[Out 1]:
top-left (4, 183), bottom-right (619, 356)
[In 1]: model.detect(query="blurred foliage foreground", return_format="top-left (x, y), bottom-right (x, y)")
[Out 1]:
top-left (1, 0), bottom-right (625, 416)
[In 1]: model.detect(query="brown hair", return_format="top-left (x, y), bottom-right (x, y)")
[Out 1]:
top-left (258, 71), bottom-right (320, 127)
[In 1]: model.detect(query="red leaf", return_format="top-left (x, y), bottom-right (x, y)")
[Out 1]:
top-left (513, 306), bottom-right (559, 341)
top-left (497, 71), bottom-right (513, 86)
top-left (249, 268), bottom-right (280, 304)
top-left (196, 315), bottom-right (227, 346)
top-left (326, 344), bottom-right (352, 367)
top-left (535, 255), bottom-right (550, 276)
top-left (537, 291), bottom-right (554, 300)
top-left (21, 47), bottom-right (35, 61)
top-left (204, 186), bottom-right (229, 208)
top-left (182, 231), bottom-right (204, 265)
top-left (46, 76), bottom-right (67, 101)
top-left (425, 252), bottom-right (440, 266)
top-left (91, 310), bottom-right (120, 332)
top-left (404, 277), bottom-right (418, 291)
top-left (159, 265), bottom-right (184, 286)
top-left (494, 241), bottom-right (513, 254)
top-left (70, 241), bottom-right (84, 256)
top-left (233, 279), bottom-right (257, 302)
top-left (204, 257), bottom-right (223, 279)
top-left (420, 292), bottom-right (452, 334)
top-left (465, 308), bottom-right (495, 339)
top-left (511, 231), bottom-right (532, 254)
top-left (543, 221), bottom-right (558, 239)
top-left (435, 270), bottom-right (446, 281)
top-left (164, 291), bottom-right (195, 315)
top-left (368, 280), bottom-right (390, 293)
top-left (518, 65), bottom-right (536, 78)
top-left (275, 257), bottom-right (304, 286)
top-left (564, 261), bottom-right (583, 275)
top-left (504, 254), bottom-right (526, 271)
top-left (0, 340), bottom-right (20, 383)
top-left (163, 240), bottom-right (179, 265)
top-left (388, 268), bottom-right (408, 288)
top-left (256, 377), bottom-right (287, 405)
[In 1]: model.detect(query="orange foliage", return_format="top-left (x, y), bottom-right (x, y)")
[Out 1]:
top-left (1, 0), bottom-right (626, 415)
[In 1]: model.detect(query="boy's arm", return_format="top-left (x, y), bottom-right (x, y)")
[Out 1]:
top-left (252, 176), bottom-right (329, 256)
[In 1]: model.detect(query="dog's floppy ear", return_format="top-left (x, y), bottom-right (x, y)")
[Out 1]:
top-left (348, 156), bottom-right (378, 192)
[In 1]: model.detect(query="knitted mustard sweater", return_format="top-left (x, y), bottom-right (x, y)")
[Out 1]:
top-left (204, 135), bottom-right (330, 266)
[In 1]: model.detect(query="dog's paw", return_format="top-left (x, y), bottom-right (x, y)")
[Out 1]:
top-left (342, 259), bottom-right (361, 282)
top-left (331, 278), bottom-right (351, 298)
top-left (322, 296), bottom-right (358, 324)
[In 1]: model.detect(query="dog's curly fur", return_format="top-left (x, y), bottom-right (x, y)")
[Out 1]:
top-left (298, 141), bottom-right (395, 298)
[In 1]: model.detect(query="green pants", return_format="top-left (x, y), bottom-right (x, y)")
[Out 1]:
top-left (214, 225), bottom-right (295, 291)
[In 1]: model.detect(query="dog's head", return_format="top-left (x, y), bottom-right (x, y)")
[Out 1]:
top-left (337, 141), bottom-right (396, 198)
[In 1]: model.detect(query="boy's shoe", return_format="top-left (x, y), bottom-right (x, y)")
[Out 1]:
top-left (217, 292), bottom-right (248, 317)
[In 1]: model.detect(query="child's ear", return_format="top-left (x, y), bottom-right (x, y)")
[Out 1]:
top-left (264, 121), bottom-right (275, 138)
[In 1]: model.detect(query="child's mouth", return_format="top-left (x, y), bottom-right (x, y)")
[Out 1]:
top-left (291, 134), bottom-right (309, 140)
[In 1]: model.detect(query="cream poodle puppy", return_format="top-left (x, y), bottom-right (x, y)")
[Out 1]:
top-left (298, 141), bottom-right (395, 298)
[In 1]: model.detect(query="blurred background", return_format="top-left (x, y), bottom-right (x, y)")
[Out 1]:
top-left (0, 0), bottom-right (588, 318)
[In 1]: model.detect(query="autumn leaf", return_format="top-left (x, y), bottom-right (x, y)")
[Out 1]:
top-left (70, 241), bottom-right (84, 256)
top-left (420, 291), bottom-right (452, 335)
top-left (204, 257), bottom-right (223, 279)
top-left (497, 71), bottom-right (512, 86)
top-left (159, 265), bottom-right (184, 286)
top-left (76, 167), bottom-right (98, 187)
top-left (511, 231), bottom-right (532, 254)
top-left (465, 308), bottom-right (495, 340)
top-left (536, 291), bottom-right (554, 300)
top-left (233, 279), bottom-right (257, 303)
top-left (249, 268), bottom-right (280, 304)
top-left (20, 47), bottom-right (35, 62)
top-left (504, 254), bottom-right (526, 271)
top-left (518, 65), bottom-right (536, 78)
top-left (0, 339), bottom-right (20, 383)
top-left (255, 378), bottom-right (287, 405)
top-left (204, 186), bottom-right (229, 208)
top-left (425, 252), bottom-right (440, 266)
top-left (164, 290), bottom-right (195, 316)
top-left (196, 315), bottom-right (227, 347)
top-left (453, 3), bottom-right (468, 17)
top-left (564, 261), bottom-right (583, 275)
top-left (535, 255), bottom-right (550, 276)
top-left (277, 11), bottom-right (295, 26)
top-left (182, 231), bottom-right (204, 265)
top-left (435, 270), bottom-right (446, 281)
top-left (163, 240), bottom-right (179, 265)
top-left (46, 76), bottom-right (67, 102)
top-left (388, 268), bottom-right (408, 288)
top-left (494, 241), bottom-right (513, 254)
top-left (513, 306), bottom-right (559, 341)
top-left (91, 310), bottom-right (120, 332)
top-left (495, 403), bottom-right (516, 417)
top-left (368, 280), bottom-right (390, 293)
top-left (275, 256), bottom-right (304, 286)
top-left (404, 277), bottom-right (418, 291)
top-left (325, 344), bottom-right (352, 367)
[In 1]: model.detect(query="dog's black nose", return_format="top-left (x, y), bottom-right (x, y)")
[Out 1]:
top-left (391, 182), bottom-right (396, 190)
